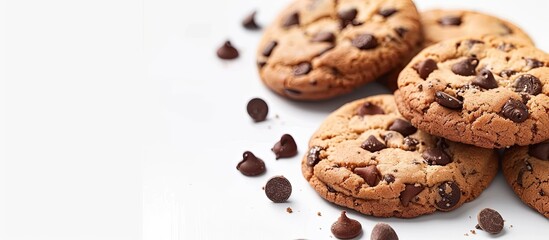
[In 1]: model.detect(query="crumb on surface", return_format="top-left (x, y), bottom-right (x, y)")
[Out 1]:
top-left (262, 186), bottom-right (265, 190)
top-left (275, 114), bottom-right (279, 119)
top-left (470, 230), bottom-right (476, 235)
top-left (286, 207), bottom-right (293, 213)
top-left (317, 212), bottom-right (322, 216)
top-left (464, 233), bottom-right (469, 236)
top-left (510, 224), bottom-right (513, 228)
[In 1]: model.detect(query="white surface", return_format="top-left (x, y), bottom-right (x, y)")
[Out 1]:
top-left (2, 0), bottom-right (549, 239)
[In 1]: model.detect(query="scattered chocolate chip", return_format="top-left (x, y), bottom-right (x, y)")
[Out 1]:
top-left (354, 165), bottom-right (381, 187)
top-left (294, 62), bottom-right (312, 76)
top-left (438, 15), bottom-right (462, 26)
top-left (472, 69), bottom-right (498, 89)
top-left (436, 181), bottom-right (461, 210)
top-left (389, 119), bottom-right (417, 136)
top-left (307, 146), bottom-right (323, 166)
top-left (265, 176), bottom-right (292, 203)
top-left (284, 88), bottom-right (302, 95)
top-left (311, 32), bottom-right (336, 43)
top-left (371, 223), bottom-right (398, 240)
top-left (525, 58), bottom-right (544, 69)
top-left (384, 174), bottom-right (395, 183)
top-left (394, 27), bottom-right (407, 37)
top-left (451, 57), bottom-right (479, 76)
top-left (500, 69), bottom-right (516, 78)
top-left (378, 8), bottom-right (397, 17)
top-left (422, 148), bottom-right (452, 166)
top-left (338, 8), bottom-right (358, 27)
top-left (529, 141), bottom-right (549, 160)
top-left (400, 184), bottom-right (424, 206)
top-left (216, 41), bottom-right (239, 60)
top-left (361, 135), bottom-right (387, 152)
top-left (352, 34), bottom-right (378, 50)
top-left (247, 98), bottom-right (268, 122)
top-left (282, 12), bottom-right (299, 28)
top-left (501, 99), bottom-right (528, 123)
top-left (513, 74), bottom-right (542, 95)
top-left (331, 211), bottom-right (362, 239)
top-left (403, 137), bottom-right (419, 151)
top-left (272, 134), bottom-right (298, 159)
top-left (477, 208), bottom-right (504, 234)
top-left (435, 91), bottom-right (463, 109)
top-left (357, 102), bottom-right (384, 116)
top-left (262, 41), bottom-right (278, 57)
top-left (413, 58), bottom-right (438, 79)
top-left (242, 11), bottom-right (260, 30)
top-left (236, 151), bottom-right (266, 176)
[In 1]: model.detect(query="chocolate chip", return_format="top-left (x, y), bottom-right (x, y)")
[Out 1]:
top-left (361, 135), bottom-right (386, 152)
top-left (438, 15), bottom-right (462, 26)
top-left (400, 184), bottom-right (424, 206)
top-left (529, 141), bottom-right (549, 160)
top-left (236, 151), bottom-right (266, 176)
top-left (403, 137), bottom-right (419, 151)
top-left (216, 41), bottom-right (239, 60)
top-left (451, 57), bottom-right (479, 76)
top-left (282, 12), bottom-right (299, 28)
top-left (331, 211), bottom-right (362, 239)
top-left (435, 182), bottom-right (461, 210)
top-left (422, 148), bottom-right (452, 166)
top-left (384, 174), bottom-right (395, 183)
top-left (307, 146), bottom-right (323, 166)
top-left (338, 8), bottom-right (358, 27)
top-left (389, 119), bottom-right (417, 136)
top-left (357, 102), bottom-right (384, 116)
top-left (294, 62), bottom-right (312, 76)
top-left (262, 41), bottom-right (278, 57)
top-left (311, 32), bottom-right (335, 43)
top-left (354, 165), bottom-right (381, 187)
top-left (413, 59), bottom-right (438, 79)
top-left (242, 11), bottom-right (260, 30)
top-left (513, 74), bottom-right (542, 95)
top-left (394, 27), bottom-right (407, 37)
top-left (247, 98), bottom-right (268, 122)
top-left (435, 91), bottom-right (463, 109)
top-left (525, 58), bottom-right (544, 69)
top-left (271, 134), bottom-right (298, 159)
top-left (378, 8), bottom-right (397, 17)
top-left (284, 88), bottom-right (302, 95)
top-left (264, 176), bottom-right (292, 203)
top-left (477, 208), bottom-right (504, 234)
top-left (501, 99), bottom-right (528, 123)
top-left (472, 69), bottom-right (498, 89)
top-left (371, 223), bottom-right (398, 240)
top-left (352, 34), bottom-right (378, 50)
top-left (500, 69), bottom-right (516, 78)
top-left (436, 137), bottom-right (449, 149)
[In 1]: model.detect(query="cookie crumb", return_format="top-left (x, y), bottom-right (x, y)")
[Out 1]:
top-left (510, 224), bottom-right (513, 228)
top-left (464, 233), bottom-right (469, 236)
top-left (470, 230), bottom-right (476, 235)
top-left (275, 114), bottom-right (279, 119)
top-left (317, 212), bottom-right (322, 216)
top-left (286, 207), bottom-right (293, 213)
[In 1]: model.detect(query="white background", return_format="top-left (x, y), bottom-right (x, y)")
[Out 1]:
top-left (2, 0), bottom-right (549, 239)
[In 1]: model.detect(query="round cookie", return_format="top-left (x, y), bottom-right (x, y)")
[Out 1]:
top-left (257, 0), bottom-right (422, 100)
top-left (301, 95), bottom-right (498, 218)
top-left (395, 35), bottom-right (549, 148)
top-left (502, 141), bottom-right (549, 218)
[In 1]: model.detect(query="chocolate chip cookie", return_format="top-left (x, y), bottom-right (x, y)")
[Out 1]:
top-left (257, 0), bottom-right (421, 100)
top-left (502, 141), bottom-right (549, 218)
top-left (395, 36), bottom-right (549, 148)
top-left (302, 95), bottom-right (498, 218)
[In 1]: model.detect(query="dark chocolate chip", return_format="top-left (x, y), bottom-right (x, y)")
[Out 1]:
top-left (361, 135), bottom-right (386, 152)
top-left (525, 58), bottom-right (544, 69)
top-left (352, 34), bottom-right (378, 50)
top-left (262, 41), bottom-right (278, 57)
top-left (282, 12), bottom-right (299, 28)
top-left (436, 138), bottom-right (449, 149)
top-left (451, 57), bottom-right (479, 76)
top-left (501, 99), bottom-right (528, 123)
top-left (294, 62), bottom-right (312, 76)
top-left (247, 98), bottom-right (268, 122)
top-left (477, 208), bottom-right (504, 234)
top-left (384, 174), bottom-right (395, 183)
top-left (272, 134), bottom-right (298, 159)
top-left (403, 137), bottom-right (419, 151)
top-left (500, 69), bottom-right (516, 78)
top-left (242, 11), bottom-right (260, 30)
top-left (422, 148), bottom-right (452, 166)
top-left (307, 146), bottom-right (323, 166)
top-left (514, 74), bottom-right (542, 95)
top-left (338, 8), bottom-right (358, 27)
top-left (371, 223), bottom-right (398, 240)
top-left (435, 182), bottom-right (461, 210)
top-left (389, 119), bottom-right (417, 136)
top-left (354, 165), bottom-right (381, 187)
top-left (529, 141), bottom-right (549, 160)
top-left (236, 151), bottom-right (266, 176)
top-left (435, 91), bottom-right (463, 109)
top-left (438, 15), bottom-right (462, 26)
top-left (216, 41), bottom-right (239, 60)
top-left (331, 211), bottom-right (362, 239)
top-left (472, 69), bottom-right (498, 89)
top-left (378, 8), bottom-right (397, 17)
top-left (284, 88), bottom-right (302, 95)
top-left (357, 102), bottom-right (384, 116)
top-left (264, 176), bottom-right (292, 203)
top-left (394, 27), bottom-right (407, 37)
top-left (400, 184), bottom-right (424, 206)
top-left (413, 58), bottom-right (438, 79)
top-left (311, 32), bottom-right (335, 43)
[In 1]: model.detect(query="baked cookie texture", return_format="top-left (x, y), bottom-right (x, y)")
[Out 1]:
top-left (502, 142), bottom-right (549, 218)
top-left (257, 0), bottom-right (421, 100)
top-left (301, 95), bottom-right (498, 218)
top-left (395, 35), bottom-right (549, 149)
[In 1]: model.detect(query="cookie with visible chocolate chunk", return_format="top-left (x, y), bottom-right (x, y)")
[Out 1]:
top-left (256, 0), bottom-right (421, 100)
top-left (502, 141), bottom-right (549, 218)
top-left (395, 35), bottom-right (549, 148)
top-left (301, 95), bottom-right (498, 218)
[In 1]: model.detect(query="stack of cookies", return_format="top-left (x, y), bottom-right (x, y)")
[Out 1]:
top-left (256, 0), bottom-right (549, 218)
